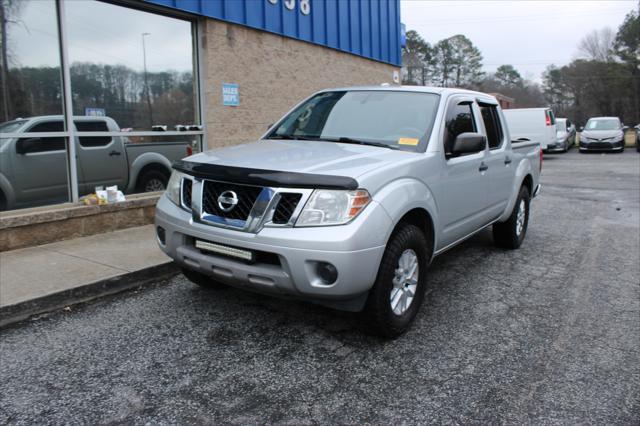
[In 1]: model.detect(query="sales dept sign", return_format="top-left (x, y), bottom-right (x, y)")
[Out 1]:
top-left (222, 83), bottom-right (239, 106)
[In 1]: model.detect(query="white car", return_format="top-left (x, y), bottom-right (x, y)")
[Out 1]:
top-left (503, 108), bottom-right (557, 151)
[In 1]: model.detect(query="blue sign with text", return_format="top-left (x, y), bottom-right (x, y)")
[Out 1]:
top-left (222, 83), bottom-right (239, 106)
top-left (85, 107), bottom-right (106, 117)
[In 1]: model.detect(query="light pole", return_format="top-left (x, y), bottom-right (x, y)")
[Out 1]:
top-left (1, 2), bottom-right (11, 122)
top-left (141, 32), bottom-right (153, 128)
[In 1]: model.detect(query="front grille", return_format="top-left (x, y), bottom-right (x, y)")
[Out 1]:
top-left (181, 178), bottom-right (192, 208)
top-left (202, 181), bottom-right (263, 221)
top-left (588, 142), bottom-right (613, 149)
top-left (272, 193), bottom-right (302, 224)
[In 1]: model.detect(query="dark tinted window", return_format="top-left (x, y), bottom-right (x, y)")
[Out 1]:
top-left (444, 102), bottom-right (476, 155)
top-left (546, 110), bottom-right (556, 125)
top-left (75, 121), bottom-right (112, 147)
top-left (18, 121), bottom-right (66, 153)
top-left (479, 104), bottom-right (504, 149)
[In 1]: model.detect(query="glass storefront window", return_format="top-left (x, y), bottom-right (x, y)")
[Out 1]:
top-left (1, 0), bottom-right (64, 121)
top-left (1, 0), bottom-right (202, 211)
top-left (1, 0), bottom-right (70, 211)
top-left (64, 0), bottom-right (197, 131)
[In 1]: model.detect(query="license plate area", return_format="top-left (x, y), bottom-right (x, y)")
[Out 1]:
top-left (195, 239), bottom-right (254, 262)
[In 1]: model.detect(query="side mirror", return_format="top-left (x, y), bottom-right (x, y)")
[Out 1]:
top-left (15, 138), bottom-right (38, 155)
top-left (622, 125), bottom-right (629, 131)
top-left (579, 126), bottom-right (584, 131)
top-left (451, 132), bottom-right (486, 156)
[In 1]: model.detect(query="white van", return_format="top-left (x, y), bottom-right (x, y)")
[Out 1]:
top-left (503, 108), bottom-right (557, 151)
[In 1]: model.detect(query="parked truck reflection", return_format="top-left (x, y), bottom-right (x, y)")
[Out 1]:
top-left (0, 116), bottom-right (195, 211)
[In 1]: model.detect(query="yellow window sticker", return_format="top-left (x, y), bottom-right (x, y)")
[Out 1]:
top-left (398, 138), bottom-right (419, 146)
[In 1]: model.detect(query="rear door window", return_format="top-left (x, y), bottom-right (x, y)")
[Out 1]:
top-left (479, 103), bottom-right (504, 149)
top-left (75, 121), bottom-right (112, 147)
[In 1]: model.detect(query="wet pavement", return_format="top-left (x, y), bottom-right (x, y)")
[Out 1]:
top-left (1, 149), bottom-right (638, 424)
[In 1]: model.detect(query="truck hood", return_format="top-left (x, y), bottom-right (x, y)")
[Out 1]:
top-left (581, 129), bottom-right (623, 139)
top-left (185, 139), bottom-right (416, 180)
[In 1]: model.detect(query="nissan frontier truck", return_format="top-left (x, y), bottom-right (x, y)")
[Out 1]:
top-left (155, 86), bottom-right (542, 337)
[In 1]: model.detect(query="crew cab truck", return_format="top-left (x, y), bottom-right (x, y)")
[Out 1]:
top-left (0, 116), bottom-right (193, 210)
top-left (155, 86), bottom-right (541, 337)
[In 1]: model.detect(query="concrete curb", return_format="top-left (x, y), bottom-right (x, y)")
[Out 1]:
top-left (0, 261), bottom-right (179, 328)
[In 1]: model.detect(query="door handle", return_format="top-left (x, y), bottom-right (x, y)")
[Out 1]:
top-left (504, 156), bottom-right (512, 165)
top-left (109, 150), bottom-right (121, 156)
top-left (479, 162), bottom-right (489, 172)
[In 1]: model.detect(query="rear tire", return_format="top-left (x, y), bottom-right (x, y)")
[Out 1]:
top-left (181, 267), bottom-right (226, 290)
top-left (363, 223), bottom-right (431, 338)
top-left (493, 186), bottom-right (530, 249)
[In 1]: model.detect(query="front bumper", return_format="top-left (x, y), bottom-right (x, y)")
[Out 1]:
top-left (579, 140), bottom-right (624, 151)
top-left (155, 195), bottom-right (390, 305)
top-left (545, 141), bottom-right (567, 152)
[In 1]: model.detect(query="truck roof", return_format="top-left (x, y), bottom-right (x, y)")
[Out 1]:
top-left (318, 85), bottom-right (496, 99)
top-left (503, 108), bottom-right (551, 112)
top-left (6, 115), bottom-right (112, 121)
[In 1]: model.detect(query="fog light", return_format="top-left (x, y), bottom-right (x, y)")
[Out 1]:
top-left (156, 226), bottom-right (166, 245)
top-left (317, 262), bottom-right (338, 284)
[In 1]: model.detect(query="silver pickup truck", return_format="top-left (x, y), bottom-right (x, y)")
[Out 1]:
top-left (0, 116), bottom-right (193, 210)
top-left (155, 86), bottom-right (542, 337)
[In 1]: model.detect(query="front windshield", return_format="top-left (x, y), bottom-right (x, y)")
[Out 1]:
top-left (267, 91), bottom-right (440, 150)
top-left (586, 119), bottom-right (620, 131)
top-left (0, 120), bottom-right (27, 134)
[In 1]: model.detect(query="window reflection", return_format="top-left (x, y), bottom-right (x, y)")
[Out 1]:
top-left (0, 0), bottom-right (64, 122)
top-left (64, 0), bottom-right (196, 131)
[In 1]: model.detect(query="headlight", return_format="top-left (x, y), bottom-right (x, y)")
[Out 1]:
top-left (579, 134), bottom-right (587, 142)
top-left (165, 170), bottom-right (186, 206)
top-left (295, 189), bottom-right (371, 226)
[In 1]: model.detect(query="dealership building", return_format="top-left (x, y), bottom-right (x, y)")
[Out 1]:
top-left (0, 0), bottom-right (402, 214)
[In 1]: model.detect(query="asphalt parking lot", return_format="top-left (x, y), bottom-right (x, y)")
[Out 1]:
top-left (1, 149), bottom-right (638, 424)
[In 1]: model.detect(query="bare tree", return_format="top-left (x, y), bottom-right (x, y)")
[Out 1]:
top-left (577, 28), bottom-right (616, 62)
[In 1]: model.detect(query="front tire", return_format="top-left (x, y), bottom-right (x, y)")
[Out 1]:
top-left (493, 186), bottom-right (530, 249)
top-left (136, 169), bottom-right (169, 193)
top-left (363, 224), bottom-right (431, 338)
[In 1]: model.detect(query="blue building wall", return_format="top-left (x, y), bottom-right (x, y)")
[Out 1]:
top-left (144, 0), bottom-right (401, 66)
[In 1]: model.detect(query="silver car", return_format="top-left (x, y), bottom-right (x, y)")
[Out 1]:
top-left (579, 117), bottom-right (627, 152)
top-left (548, 118), bottom-right (576, 152)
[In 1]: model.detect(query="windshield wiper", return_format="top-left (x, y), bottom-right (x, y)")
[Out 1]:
top-left (266, 134), bottom-right (321, 141)
top-left (267, 134), bottom-right (400, 150)
top-left (325, 136), bottom-right (400, 150)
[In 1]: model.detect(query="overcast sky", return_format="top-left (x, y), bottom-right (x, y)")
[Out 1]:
top-left (400, 0), bottom-right (637, 81)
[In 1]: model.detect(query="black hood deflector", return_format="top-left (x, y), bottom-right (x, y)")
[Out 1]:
top-left (173, 160), bottom-right (359, 190)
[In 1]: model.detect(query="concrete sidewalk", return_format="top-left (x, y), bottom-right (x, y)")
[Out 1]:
top-left (0, 225), bottom-right (176, 326)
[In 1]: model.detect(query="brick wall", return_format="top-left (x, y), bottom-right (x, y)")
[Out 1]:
top-left (201, 19), bottom-right (400, 149)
